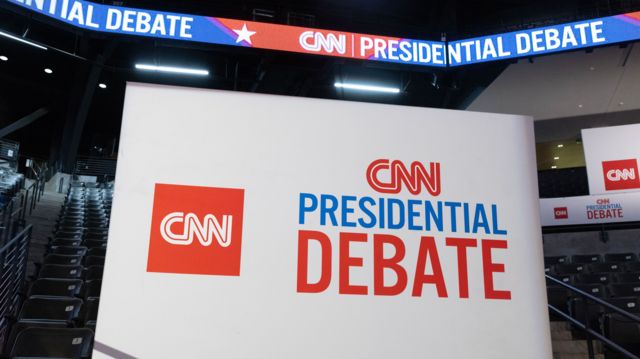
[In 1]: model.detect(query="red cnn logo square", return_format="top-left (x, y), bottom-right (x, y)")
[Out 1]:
top-left (602, 159), bottom-right (640, 191)
top-left (554, 207), bottom-right (568, 219)
top-left (147, 183), bottom-right (244, 276)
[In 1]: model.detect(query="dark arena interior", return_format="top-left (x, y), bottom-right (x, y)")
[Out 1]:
top-left (0, 0), bottom-right (640, 358)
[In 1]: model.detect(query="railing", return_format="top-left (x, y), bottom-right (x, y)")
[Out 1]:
top-left (19, 178), bottom-right (44, 222)
top-left (0, 225), bottom-right (32, 353)
top-left (74, 156), bottom-right (117, 180)
top-left (0, 195), bottom-right (23, 248)
top-left (547, 274), bottom-right (640, 359)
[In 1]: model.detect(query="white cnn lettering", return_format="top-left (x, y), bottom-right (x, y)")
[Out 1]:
top-left (160, 212), bottom-right (232, 247)
top-left (299, 31), bottom-right (346, 54)
top-left (607, 168), bottom-right (636, 181)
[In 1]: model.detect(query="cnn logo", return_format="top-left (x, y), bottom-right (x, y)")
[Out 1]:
top-left (602, 159), bottom-right (640, 191)
top-left (299, 31), bottom-right (347, 54)
top-left (554, 207), bottom-right (568, 219)
top-left (160, 212), bottom-right (233, 247)
top-left (147, 184), bottom-right (244, 276)
top-left (366, 159), bottom-right (441, 196)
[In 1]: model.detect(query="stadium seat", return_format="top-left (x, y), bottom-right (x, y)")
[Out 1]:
top-left (574, 273), bottom-right (611, 285)
top-left (572, 254), bottom-right (601, 264)
top-left (547, 286), bottom-right (571, 317)
top-left (547, 274), bottom-right (572, 286)
top-left (84, 266), bottom-right (104, 281)
top-left (574, 284), bottom-right (606, 298)
top-left (83, 280), bottom-right (102, 299)
top-left (606, 297), bottom-right (640, 313)
top-left (83, 298), bottom-right (99, 328)
top-left (605, 253), bottom-right (638, 263)
top-left (9, 327), bottom-right (94, 359)
top-left (615, 273), bottom-right (640, 283)
top-left (608, 283), bottom-right (640, 297)
top-left (83, 239), bottom-right (107, 249)
top-left (18, 297), bottom-right (83, 324)
top-left (569, 298), bottom-right (602, 330)
top-left (604, 314), bottom-right (640, 354)
top-left (51, 246), bottom-right (88, 256)
top-left (85, 256), bottom-right (105, 267)
top-left (587, 263), bottom-right (624, 273)
top-left (88, 248), bottom-right (106, 257)
top-left (3, 321), bottom-right (69, 357)
top-left (54, 232), bottom-right (83, 240)
top-left (43, 254), bottom-right (84, 266)
top-left (626, 262), bottom-right (640, 272)
top-left (39, 264), bottom-right (83, 279)
top-left (29, 279), bottom-right (83, 298)
top-left (554, 263), bottom-right (586, 275)
top-left (50, 238), bottom-right (83, 247)
top-left (545, 256), bottom-right (568, 266)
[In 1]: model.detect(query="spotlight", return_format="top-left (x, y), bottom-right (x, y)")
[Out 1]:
top-left (334, 82), bottom-right (400, 94)
top-left (135, 64), bottom-right (209, 76)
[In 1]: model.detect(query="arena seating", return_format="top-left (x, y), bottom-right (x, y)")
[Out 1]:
top-left (546, 252), bottom-right (640, 356)
top-left (0, 168), bottom-right (31, 354)
top-left (2, 182), bottom-right (113, 358)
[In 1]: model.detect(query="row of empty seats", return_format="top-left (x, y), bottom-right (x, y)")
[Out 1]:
top-left (3, 181), bottom-right (113, 358)
top-left (546, 257), bottom-right (640, 276)
top-left (546, 253), bottom-right (640, 265)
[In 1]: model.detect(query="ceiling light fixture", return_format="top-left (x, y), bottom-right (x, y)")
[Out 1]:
top-left (44, 68), bottom-right (53, 74)
top-left (0, 29), bottom-right (47, 50)
top-left (554, 157), bottom-right (560, 160)
top-left (0, 56), bottom-right (7, 61)
top-left (334, 82), bottom-right (401, 94)
top-left (557, 144), bottom-right (564, 148)
top-left (135, 64), bottom-right (209, 76)
top-left (551, 166), bottom-right (557, 169)
top-left (99, 83), bottom-right (107, 89)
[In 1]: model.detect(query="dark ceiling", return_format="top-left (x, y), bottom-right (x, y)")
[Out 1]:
top-left (0, 0), bottom-right (639, 163)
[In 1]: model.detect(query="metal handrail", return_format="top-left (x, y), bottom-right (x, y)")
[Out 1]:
top-left (546, 274), bottom-right (640, 359)
top-left (547, 275), bottom-right (640, 323)
top-left (0, 224), bottom-right (32, 255)
top-left (548, 305), bottom-right (640, 359)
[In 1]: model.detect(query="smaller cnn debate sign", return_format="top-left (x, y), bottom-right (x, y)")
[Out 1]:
top-left (95, 83), bottom-right (550, 358)
top-left (583, 124), bottom-right (640, 195)
top-left (540, 192), bottom-right (640, 226)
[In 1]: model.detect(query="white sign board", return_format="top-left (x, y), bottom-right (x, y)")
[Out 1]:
top-left (540, 191), bottom-right (640, 226)
top-left (95, 83), bottom-right (551, 359)
top-left (583, 124), bottom-right (640, 195)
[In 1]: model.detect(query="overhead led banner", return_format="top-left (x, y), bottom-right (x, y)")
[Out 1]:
top-left (5, 0), bottom-right (447, 67)
top-left (448, 13), bottom-right (640, 66)
top-left (93, 83), bottom-right (551, 358)
top-left (6, 1), bottom-right (640, 67)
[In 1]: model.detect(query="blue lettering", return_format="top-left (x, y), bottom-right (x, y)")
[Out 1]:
top-left (472, 204), bottom-right (490, 234)
top-left (492, 204), bottom-right (507, 235)
top-left (298, 193), bottom-right (317, 225)
top-left (388, 199), bottom-right (405, 230)
top-left (358, 197), bottom-right (377, 228)
top-left (407, 199), bottom-right (422, 231)
top-left (341, 195), bottom-right (357, 227)
top-left (444, 201), bottom-right (461, 232)
top-left (320, 194), bottom-right (338, 226)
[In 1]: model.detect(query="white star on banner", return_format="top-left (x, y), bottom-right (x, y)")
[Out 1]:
top-left (233, 24), bottom-right (256, 45)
